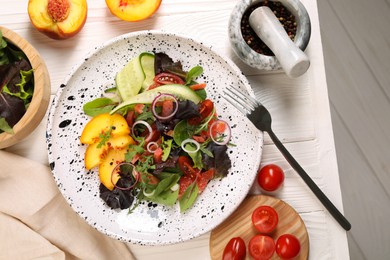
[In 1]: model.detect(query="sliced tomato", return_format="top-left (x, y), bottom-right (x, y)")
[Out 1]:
top-left (141, 173), bottom-right (160, 185)
top-left (134, 104), bottom-right (145, 115)
top-left (178, 175), bottom-right (194, 198)
top-left (177, 156), bottom-right (199, 178)
top-left (154, 72), bottom-right (185, 85)
top-left (125, 110), bottom-right (135, 127)
top-left (222, 237), bottom-right (246, 260)
top-left (248, 235), bottom-right (275, 260)
top-left (188, 99), bottom-right (214, 125)
top-left (153, 147), bottom-right (163, 163)
top-left (147, 82), bottom-right (162, 90)
top-left (251, 205), bottom-right (279, 234)
top-left (161, 99), bottom-right (174, 117)
top-left (210, 120), bottom-right (227, 138)
top-left (197, 168), bottom-right (215, 193)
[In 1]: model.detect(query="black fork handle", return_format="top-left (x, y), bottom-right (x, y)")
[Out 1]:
top-left (266, 129), bottom-right (351, 231)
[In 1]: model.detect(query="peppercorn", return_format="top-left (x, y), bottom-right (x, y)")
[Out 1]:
top-left (240, 0), bottom-right (297, 56)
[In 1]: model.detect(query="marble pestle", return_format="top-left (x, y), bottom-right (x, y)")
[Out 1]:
top-left (249, 6), bottom-right (310, 78)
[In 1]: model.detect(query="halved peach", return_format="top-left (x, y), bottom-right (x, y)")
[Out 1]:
top-left (28, 0), bottom-right (88, 40)
top-left (99, 148), bottom-right (127, 190)
top-left (84, 135), bottom-right (135, 170)
top-left (105, 0), bottom-right (162, 22)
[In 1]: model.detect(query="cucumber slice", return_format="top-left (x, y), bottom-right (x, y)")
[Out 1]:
top-left (115, 55), bottom-right (145, 101)
top-left (110, 84), bottom-right (202, 114)
top-left (140, 53), bottom-right (155, 92)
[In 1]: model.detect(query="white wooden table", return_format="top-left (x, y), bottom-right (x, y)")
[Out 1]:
top-left (0, 1), bottom-right (349, 259)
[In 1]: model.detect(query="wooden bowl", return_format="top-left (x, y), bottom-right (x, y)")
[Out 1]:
top-left (0, 26), bottom-right (51, 149)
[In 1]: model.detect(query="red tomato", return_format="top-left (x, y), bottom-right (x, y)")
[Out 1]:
top-left (154, 72), bottom-right (185, 85)
top-left (197, 168), bottom-right (215, 193)
top-left (177, 156), bottom-right (199, 178)
top-left (257, 164), bottom-right (285, 192)
top-left (251, 205), bottom-right (279, 234)
top-left (125, 110), bottom-right (135, 127)
top-left (153, 147), bottom-right (163, 163)
top-left (248, 235), bottom-right (275, 260)
top-left (188, 99), bottom-right (214, 125)
top-left (161, 99), bottom-right (174, 117)
top-left (276, 234), bottom-right (301, 259)
top-left (222, 237), bottom-right (246, 260)
top-left (178, 175), bottom-right (194, 198)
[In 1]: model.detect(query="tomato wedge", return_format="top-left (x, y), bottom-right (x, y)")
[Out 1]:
top-left (222, 237), bottom-right (246, 260)
top-left (154, 72), bottom-right (185, 85)
top-left (197, 168), bottom-right (215, 193)
top-left (188, 99), bottom-right (214, 125)
top-left (252, 205), bottom-right (279, 234)
top-left (177, 156), bottom-right (200, 179)
top-left (248, 235), bottom-right (275, 260)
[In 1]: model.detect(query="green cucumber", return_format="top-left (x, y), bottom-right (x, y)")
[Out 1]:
top-left (110, 84), bottom-right (202, 114)
top-left (115, 52), bottom-right (155, 101)
top-left (115, 54), bottom-right (145, 101)
top-left (140, 53), bottom-right (155, 92)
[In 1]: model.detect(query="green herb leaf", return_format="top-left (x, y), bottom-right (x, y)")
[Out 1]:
top-left (185, 66), bottom-right (203, 85)
top-left (161, 138), bottom-right (173, 161)
top-left (173, 120), bottom-right (196, 145)
top-left (179, 181), bottom-right (199, 212)
top-left (97, 126), bottom-right (113, 148)
top-left (83, 97), bottom-right (118, 117)
top-left (184, 143), bottom-right (203, 169)
top-left (0, 117), bottom-right (14, 134)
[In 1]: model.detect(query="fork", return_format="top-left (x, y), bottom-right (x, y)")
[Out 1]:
top-left (223, 86), bottom-right (351, 231)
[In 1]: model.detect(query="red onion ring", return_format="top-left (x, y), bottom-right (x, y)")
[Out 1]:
top-left (151, 93), bottom-right (178, 121)
top-left (110, 162), bottom-right (139, 190)
top-left (209, 120), bottom-right (231, 146)
top-left (131, 120), bottom-right (153, 142)
top-left (146, 141), bottom-right (159, 153)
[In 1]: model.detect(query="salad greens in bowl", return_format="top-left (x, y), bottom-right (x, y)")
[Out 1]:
top-left (0, 26), bottom-right (50, 149)
top-left (46, 31), bottom-right (263, 245)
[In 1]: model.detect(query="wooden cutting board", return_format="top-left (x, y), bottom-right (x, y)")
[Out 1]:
top-left (209, 195), bottom-right (309, 259)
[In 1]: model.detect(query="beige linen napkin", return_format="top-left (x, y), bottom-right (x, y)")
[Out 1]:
top-left (0, 150), bottom-right (135, 260)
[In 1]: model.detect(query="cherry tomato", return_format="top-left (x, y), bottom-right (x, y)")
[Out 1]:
top-left (248, 235), bottom-right (275, 260)
top-left (188, 99), bottom-right (214, 125)
top-left (276, 234), bottom-right (301, 259)
top-left (252, 205), bottom-right (279, 234)
top-left (222, 237), bottom-right (246, 260)
top-left (257, 164), bottom-right (285, 192)
top-left (154, 72), bottom-right (185, 85)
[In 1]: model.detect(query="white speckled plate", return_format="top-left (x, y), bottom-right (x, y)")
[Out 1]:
top-left (46, 31), bottom-right (263, 245)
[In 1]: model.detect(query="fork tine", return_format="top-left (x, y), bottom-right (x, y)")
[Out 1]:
top-left (223, 86), bottom-right (258, 113)
top-left (223, 91), bottom-right (248, 115)
top-left (223, 87), bottom-right (253, 113)
top-left (228, 85), bottom-right (260, 108)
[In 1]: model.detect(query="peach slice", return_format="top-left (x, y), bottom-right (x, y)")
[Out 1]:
top-left (80, 113), bottom-right (131, 145)
top-left (80, 113), bottom-right (112, 145)
top-left (105, 0), bottom-right (162, 22)
top-left (84, 135), bottom-right (135, 170)
top-left (28, 0), bottom-right (88, 40)
top-left (99, 148), bottom-right (127, 190)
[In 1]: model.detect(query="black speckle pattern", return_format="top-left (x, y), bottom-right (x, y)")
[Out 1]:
top-left (46, 31), bottom-right (263, 245)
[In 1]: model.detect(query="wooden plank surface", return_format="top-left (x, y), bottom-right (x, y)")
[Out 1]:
top-left (318, 0), bottom-right (390, 258)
